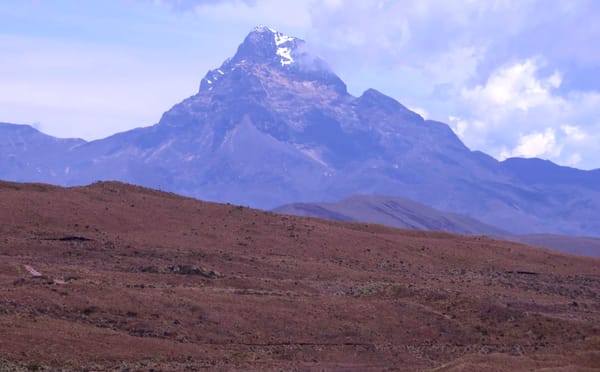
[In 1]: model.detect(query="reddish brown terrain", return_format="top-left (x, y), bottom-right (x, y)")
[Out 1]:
top-left (1, 181), bottom-right (600, 371)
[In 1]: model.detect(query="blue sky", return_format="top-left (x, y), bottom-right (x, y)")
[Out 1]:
top-left (1, 0), bottom-right (600, 170)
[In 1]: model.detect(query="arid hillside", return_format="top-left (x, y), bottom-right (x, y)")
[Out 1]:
top-left (1, 181), bottom-right (599, 371)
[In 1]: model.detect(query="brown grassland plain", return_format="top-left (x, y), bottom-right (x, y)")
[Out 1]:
top-left (0, 181), bottom-right (599, 371)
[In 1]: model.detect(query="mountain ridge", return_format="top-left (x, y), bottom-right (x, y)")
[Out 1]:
top-left (274, 194), bottom-right (509, 237)
top-left (274, 194), bottom-right (600, 257)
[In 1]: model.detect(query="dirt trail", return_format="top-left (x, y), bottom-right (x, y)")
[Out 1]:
top-left (23, 264), bottom-right (43, 277)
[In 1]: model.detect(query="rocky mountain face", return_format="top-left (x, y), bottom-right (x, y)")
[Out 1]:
top-left (1, 26), bottom-right (599, 237)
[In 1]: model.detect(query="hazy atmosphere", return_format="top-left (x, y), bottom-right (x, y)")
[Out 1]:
top-left (2, 0), bottom-right (599, 169)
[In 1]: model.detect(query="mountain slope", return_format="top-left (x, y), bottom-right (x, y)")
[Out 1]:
top-left (502, 157), bottom-right (600, 190)
top-left (511, 234), bottom-right (600, 257)
top-left (1, 26), bottom-right (599, 237)
top-left (0, 123), bottom-right (85, 183)
top-left (274, 194), bottom-right (508, 236)
top-left (275, 195), bottom-right (600, 257)
top-left (1, 180), bottom-right (600, 370)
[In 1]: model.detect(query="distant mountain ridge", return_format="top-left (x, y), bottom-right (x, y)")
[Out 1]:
top-left (274, 195), bottom-right (508, 236)
top-left (0, 123), bottom-right (85, 183)
top-left (274, 194), bottom-right (600, 257)
top-left (511, 234), bottom-right (600, 257)
top-left (1, 26), bottom-right (599, 237)
top-left (501, 157), bottom-right (600, 190)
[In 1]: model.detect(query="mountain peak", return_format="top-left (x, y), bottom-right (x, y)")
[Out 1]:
top-left (198, 26), bottom-right (347, 94)
top-left (252, 25), bottom-right (278, 34)
top-left (231, 25), bottom-right (301, 67)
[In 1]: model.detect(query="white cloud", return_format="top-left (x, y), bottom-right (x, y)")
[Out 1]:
top-left (500, 128), bottom-right (562, 159)
top-left (567, 153), bottom-right (582, 166)
top-left (408, 105), bottom-right (429, 119)
top-left (448, 115), bottom-right (469, 138)
top-left (451, 58), bottom-right (600, 169)
top-left (561, 125), bottom-right (587, 142)
top-left (462, 59), bottom-right (562, 111)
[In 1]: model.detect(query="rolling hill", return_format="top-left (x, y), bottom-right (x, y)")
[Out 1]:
top-left (274, 194), bottom-right (508, 236)
top-left (275, 195), bottom-right (600, 257)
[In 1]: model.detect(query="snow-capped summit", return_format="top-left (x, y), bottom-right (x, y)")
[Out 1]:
top-left (251, 25), bottom-right (298, 66)
top-left (232, 25), bottom-right (301, 67)
top-left (252, 24), bottom-right (278, 34)
top-left (252, 25), bottom-right (295, 43)
top-left (198, 26), bottom-right (346, 94)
